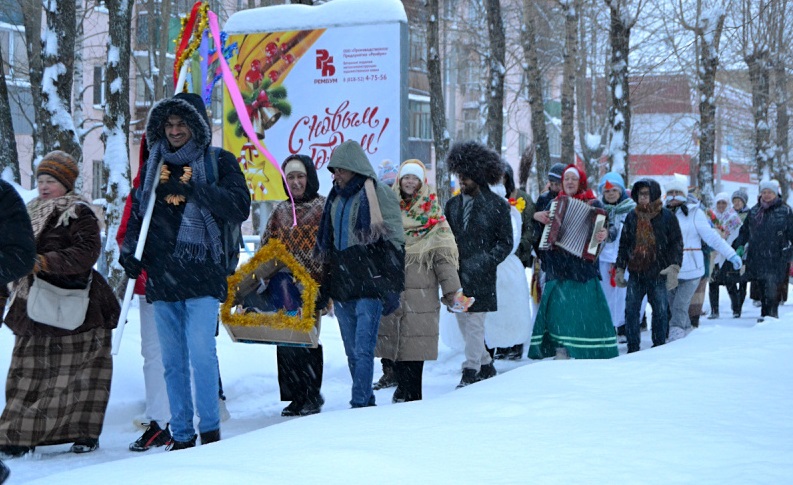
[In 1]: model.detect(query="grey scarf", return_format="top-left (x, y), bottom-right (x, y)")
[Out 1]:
top-left (139, 138), bottom-right (222, 264)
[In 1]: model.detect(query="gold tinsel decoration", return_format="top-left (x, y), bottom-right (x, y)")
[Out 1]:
top-left (174, 2), bottom-right (210, 93)
top-left (221, 239), bottom-right (319, 333)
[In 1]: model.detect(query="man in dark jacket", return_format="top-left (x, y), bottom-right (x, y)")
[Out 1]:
top-left (120, 93), bottom-right (250, 449)
top-left (732, 180), bottom-right (793, 321)
top-left (445, 141), bottom-right (512, 388)
top-left (316, 140), bottom-right (405, 408)
top-left (0, 179), bottom-right (36, 483)
top-left (616, 179), bottom-right (683, 353)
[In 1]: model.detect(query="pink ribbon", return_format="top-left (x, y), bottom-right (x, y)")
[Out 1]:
top-left (208, 11), bottom-right (296, 225)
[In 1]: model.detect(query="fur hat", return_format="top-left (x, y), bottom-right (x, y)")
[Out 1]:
top-left (145, 92), bottom-right (212, 149)
top-left (38, 150), bottom-right (79, 192)
top-left (759, 179), bottom-right (780, 193)
top-left (714, 192), bottom-right (730, 204)
top-left (731, 190), bottom-right (748, 207)
top-left (665, 174), bottom-right (688, 195)
top-left (631, 178), bottom-right (662, 203)
top-left (446, 141), bottom-right (503, 187)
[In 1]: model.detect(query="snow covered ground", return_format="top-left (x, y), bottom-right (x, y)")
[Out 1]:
top-left (1, 286), bottom-right (791, 484)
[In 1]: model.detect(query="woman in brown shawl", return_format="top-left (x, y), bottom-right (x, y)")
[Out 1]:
top-left (376, 160), bottom-right (469, 402)
top-left (235, 154), bottom-right (326, 417)
top-left (0, 151), bottom-right (119, 456)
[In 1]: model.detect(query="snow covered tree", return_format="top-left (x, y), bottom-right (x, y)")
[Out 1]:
top-left (484, 0), bottom-right (506, 153)
top-left (521, 0), bottom-right (553, 189)
top-left (102, 0), bottom-right (133, 296)
top-left (676, 0), bottom-right (725, 205)
top-left (575, 0), bottom-right (609, 181)
top-left (0, 41), bottom-right (20, 181)
top-left (770, 0), bottom-right (791, 200)
top-left (604, 0), bottom-right (643, 182)
top-left (559, 0), bottom-right (579, 166)
top-left (427, 0), bottom-right (451, 203)
top-left (40, 0), bottom-right (81, 160)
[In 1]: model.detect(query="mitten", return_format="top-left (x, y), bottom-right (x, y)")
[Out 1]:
top-left (615, 267), bottom-right (628, 288)
top-left (659, 264), bottom-right (680, 291)
top-left (728, 254), bottom-right (742, 270)
top-left (120, 254), bottom-right (143, 280)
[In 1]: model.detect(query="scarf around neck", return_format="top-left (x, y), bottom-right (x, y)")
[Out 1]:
top-left (315, 174), bottom-right (386, 259)
top-left (603, 196), bottom-right (637, 221)
top-left (629, 199), bottom-right (663, 273)
top-left (139, 138), bottom-right (222, 264)
top-left (27, 193), bottom-right (91, 241)
top-left (397, 182), bottom-right (458, 271)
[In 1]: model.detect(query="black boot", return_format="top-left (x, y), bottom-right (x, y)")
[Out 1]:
top-left (129, 421), bottom-right (172, 452)
top-left (477, 362), bottom-right (497, 380)
top-left (70, 438), bottom-right (99, 454)
top-left (168, 434), bottom-right (197, 451)
top-left (0, 445), bottom-right (33, 458)
top-left (456, 369), bottom-right (479, 389)
top-left (200, 429), bottom-right (221, 445)
top-left (299, 394), bottom-right (324, 416)
top-left (372, 359), bottom-right (397, 390)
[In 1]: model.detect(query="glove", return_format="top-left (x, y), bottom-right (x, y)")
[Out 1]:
top-left (381, 292), bottom-right (401, 316)
top-left (615, 268), bottom-right (628, 288)
top-left (450, 289), bottom-right (475, 312)
top-left (659, 264), bottom-right (680, 291)
top-left (120, 254), bottom-right (143, 280)
top-left (728, 254), bottom-right (743, 270)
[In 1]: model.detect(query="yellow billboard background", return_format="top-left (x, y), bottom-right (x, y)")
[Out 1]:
top-left (223, 29), bottom-right (325, 201)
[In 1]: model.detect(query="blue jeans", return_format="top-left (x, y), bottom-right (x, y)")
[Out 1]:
top-left (625, 275), bottom-right (668, 352)
top-left (334, 298), bottom-right (383, 408)
top-left (153, 297), bottom-right (220, 441)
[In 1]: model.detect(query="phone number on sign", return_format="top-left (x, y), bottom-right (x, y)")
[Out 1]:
top-left (344, 74), bottom-right (388, 83)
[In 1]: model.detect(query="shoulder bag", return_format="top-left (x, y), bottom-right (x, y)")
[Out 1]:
top-left (27, 274), bottom-right (92, 330)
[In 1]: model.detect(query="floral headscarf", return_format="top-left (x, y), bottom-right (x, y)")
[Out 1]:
top-left (394, 160), bottom-right (459, 270)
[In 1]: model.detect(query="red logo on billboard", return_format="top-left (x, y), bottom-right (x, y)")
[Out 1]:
top-left (316, 49), bottom-right (335, 77)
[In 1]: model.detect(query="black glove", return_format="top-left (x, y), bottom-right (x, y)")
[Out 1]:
top-left (156, 179), bottom-right (194, 198)
top-left (381, 292), bottom-right (401, 316)
top-left (120, 254), bottom-right (143, 280)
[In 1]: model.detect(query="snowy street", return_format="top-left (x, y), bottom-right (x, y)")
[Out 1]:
top-left (1, 285), bottom-right (791, 484)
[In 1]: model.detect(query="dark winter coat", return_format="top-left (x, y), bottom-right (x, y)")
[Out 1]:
top-left (5, 203), bottom-right (120, 337)
top-left (320, 142), bottom-right (405, 302)
top-left (733, 197), bottom-right (793, 284)
top-left (122, 93), bottom-right (251, 303)
top-left (514, 188), bottom-right (536, 267)
top-left (616, 180), bottom-right (683, 278)
top-left (0, 180), bottom-right (35, 287)
top-left (445, 188), bottom-right (513, 312)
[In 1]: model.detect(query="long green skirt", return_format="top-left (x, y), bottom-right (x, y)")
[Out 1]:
top-left (528, 278), bottom-right (618, 359)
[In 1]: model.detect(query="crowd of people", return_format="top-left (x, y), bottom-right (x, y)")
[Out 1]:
top-left (0, 92), bottom-right (790, 482)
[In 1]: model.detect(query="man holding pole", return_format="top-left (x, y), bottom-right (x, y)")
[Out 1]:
top-left (120, 93), bottom-right (250, 450)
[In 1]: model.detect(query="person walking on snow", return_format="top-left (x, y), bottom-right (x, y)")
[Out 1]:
top-left (663, 177), bottom-right (741, 341)
top-left (120, 93), bottom-right (251, 450)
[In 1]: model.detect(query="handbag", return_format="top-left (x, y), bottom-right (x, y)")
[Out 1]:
top-left (26, 274), bottom-right (92, 330)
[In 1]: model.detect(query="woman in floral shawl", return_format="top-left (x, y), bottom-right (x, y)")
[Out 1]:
top-left (707, 192), bottom-right (744, 318)
top-left (375, 160), bottom-right (469, 402)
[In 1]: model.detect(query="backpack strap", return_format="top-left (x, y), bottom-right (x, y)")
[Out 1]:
top-left (204, 147), bottom-right (221, 185)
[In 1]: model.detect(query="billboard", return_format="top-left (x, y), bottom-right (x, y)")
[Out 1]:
top-left (223, 0), bottom-right (408, 200)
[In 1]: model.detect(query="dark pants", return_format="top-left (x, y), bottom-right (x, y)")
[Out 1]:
top-left (755, 279), bottom-right (781, 318)
top-left (709, 280), bottom-right (746, 315)
top-left (277, 344), bottom-right (324, 404)
top-left (393, 361), bottom-right (424, 402)
top-left (625, 275), bottom-right (668, 353)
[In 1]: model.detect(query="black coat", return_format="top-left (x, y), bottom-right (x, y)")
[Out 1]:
top-left (0, 180), bottom-right (36, 287)
top-left (445, 189), bottom-right (513, 312)
top-left (617, 206), bottom-right (683, 278)
top-left (123, 148), bottom-right (250, 302)
top-left (733, 198), bottom-right (793, 284)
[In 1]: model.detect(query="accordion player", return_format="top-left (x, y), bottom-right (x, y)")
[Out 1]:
top-left (539, 195), bottom-right (608, 261)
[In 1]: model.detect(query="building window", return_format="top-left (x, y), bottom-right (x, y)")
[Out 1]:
top-left (92, 160), bottom-right (105, 200)
top-left (409, 27), bottom-right (426, 71)
top-left (93, 65), bottom-right (106, 107)
top-left (519, 131), bottom-right (529, 156)
top-left (1, 27), bottom-right (27, 80)
top-left (463, 108), bottom-right (479, 141)
top-left (409, 99), bottom-right (431, 140)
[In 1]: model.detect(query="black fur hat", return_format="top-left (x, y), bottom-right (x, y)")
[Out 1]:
top-left (446, 141), bottom-right (503, 187)
top-left (631, 178), bottom-right (662, 203)
top-left (145, 92), bottom-right (212, 149)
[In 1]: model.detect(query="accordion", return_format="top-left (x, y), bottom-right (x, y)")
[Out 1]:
top-left (539, 195), bottom-right (607, 261)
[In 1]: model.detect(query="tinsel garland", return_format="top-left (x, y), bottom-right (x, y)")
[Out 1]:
top-left (174, 2), bottom-right (210, 91)
top-left (221, 239), bottom-right (319, 333)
